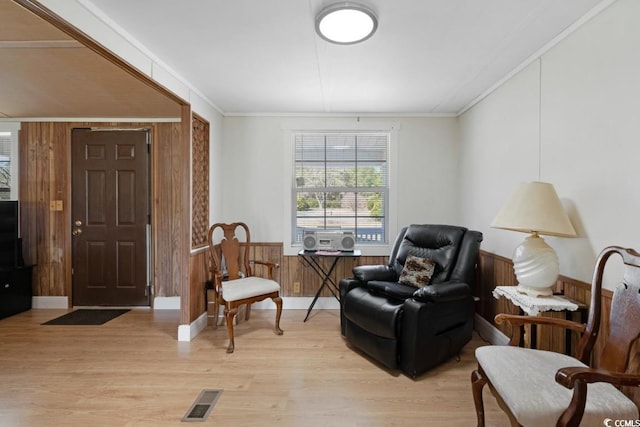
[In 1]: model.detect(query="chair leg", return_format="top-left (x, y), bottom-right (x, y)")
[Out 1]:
top-left (273, 296), bottom-right (284, 335)
top-left (471, 368), bottom-right (487, 427)
top-left (225, 306), bottom-right (238, 353)
top-left (245, 303), bottom-right (251, 320)
top-left (212, 293), bottom-right (220, 330)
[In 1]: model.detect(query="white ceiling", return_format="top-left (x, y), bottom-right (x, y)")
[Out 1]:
top-left (82, 0), bottom-right (607, 116)
top-left (0, 0), bottom-right (183, 119)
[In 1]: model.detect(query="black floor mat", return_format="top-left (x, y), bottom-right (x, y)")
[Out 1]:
top-left (42, 309), bottom-right (130, 325)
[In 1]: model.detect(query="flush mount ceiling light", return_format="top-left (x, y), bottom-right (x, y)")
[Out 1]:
top-left (315, 2), bottom-right (378, 45)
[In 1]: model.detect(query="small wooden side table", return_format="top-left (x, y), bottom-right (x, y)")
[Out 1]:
top-left (492, 286), bottom-right (587, 354)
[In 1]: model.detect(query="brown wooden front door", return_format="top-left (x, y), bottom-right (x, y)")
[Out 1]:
top-left (71, 129), bottom-right (150, 306)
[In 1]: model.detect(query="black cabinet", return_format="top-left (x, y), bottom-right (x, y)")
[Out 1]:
top-left (0, 266), bottom-right (33, 319)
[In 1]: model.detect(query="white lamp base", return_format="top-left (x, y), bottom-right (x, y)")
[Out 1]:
top-left (516, 284), bottom-right (553, 297)
top-left (512, 233), bottom-right (559, 297)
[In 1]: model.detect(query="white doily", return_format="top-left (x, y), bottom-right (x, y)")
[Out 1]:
top-left (492, 286), bottom-right (579, 316)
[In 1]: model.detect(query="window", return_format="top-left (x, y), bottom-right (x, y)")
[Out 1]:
top-left (292, 132), bottom-right (388, 245)
top-left (0, 123), bottom-right (19, 201)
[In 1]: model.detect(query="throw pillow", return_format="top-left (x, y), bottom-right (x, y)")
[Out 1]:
top-left (398, 255), bottom-right (436, 288)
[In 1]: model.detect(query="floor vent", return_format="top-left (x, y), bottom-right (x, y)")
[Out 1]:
top-left (181, 389), bottom-right (223, 422)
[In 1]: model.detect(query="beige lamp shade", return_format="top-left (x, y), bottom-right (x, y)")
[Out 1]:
top-left (491, 182), bottom-right (576, 237)
top-left (491, 182), bottom-right (576, 296)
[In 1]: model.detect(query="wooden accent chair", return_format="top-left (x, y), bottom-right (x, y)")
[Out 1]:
top-left (207, 222), bottom-right (283, 353)
top-left (472, 246), bottom-right (640, 426)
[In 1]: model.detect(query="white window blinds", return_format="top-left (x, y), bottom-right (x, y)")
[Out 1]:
top-left (293, 132), bottom-right (388, 244)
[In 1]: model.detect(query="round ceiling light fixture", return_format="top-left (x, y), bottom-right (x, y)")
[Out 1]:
top-left (315, 2), bottom-right (378, 45)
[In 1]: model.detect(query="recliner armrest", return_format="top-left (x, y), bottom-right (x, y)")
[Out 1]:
top-left (368, 280), bottom-right (416, 300)
top-left (412, 281), bottom-right (471, 303)
top-left (353, 265), bottom-right (397, 282)
top-left (339, 277), bottom-right (364, 298)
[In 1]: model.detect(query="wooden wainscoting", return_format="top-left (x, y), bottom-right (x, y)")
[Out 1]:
top-left (477, 250), bottom-right (613, 362)
top-left (192, 243), bottom-right (386, 320)
top-left (281, 253), bottom-right (385, 296)
top-left (189, 249), bottom-right (209, 323)
top-left (20, 120), bottom-right (190, 308)
top-left (195, 242), bottom-right (385, 299)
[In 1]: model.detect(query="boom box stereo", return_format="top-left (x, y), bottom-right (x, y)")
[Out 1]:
top-left (303, 230), bottom-right (355, 252)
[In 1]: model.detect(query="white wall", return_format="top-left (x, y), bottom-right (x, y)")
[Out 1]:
top-left (41, 0), bottom-right (640, 286)
top-left (459, 0), bottom-right (640, 287)
top-left (220, 116), bottom-right (460, 255)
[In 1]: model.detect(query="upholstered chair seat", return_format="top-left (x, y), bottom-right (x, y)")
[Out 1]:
top-left (476, 346), bottom-right (638, 426)
top-left (221, 277), bottom-right (280, 302)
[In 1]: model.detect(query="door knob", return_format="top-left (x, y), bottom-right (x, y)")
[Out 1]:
top-left (74, 220), bottom-right (82, 227)
top-left (72, 229), bottom-right (83, 236)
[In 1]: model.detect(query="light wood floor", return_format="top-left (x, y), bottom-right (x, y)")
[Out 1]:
top-left (0, 308), bottom-right (511, 426)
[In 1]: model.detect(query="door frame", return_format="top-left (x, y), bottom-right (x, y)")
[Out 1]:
top-left (70, 126), bottom-right (153, 307)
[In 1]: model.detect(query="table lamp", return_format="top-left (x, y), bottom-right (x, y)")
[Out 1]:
top-left (491, 182), bottom-right (576, 296)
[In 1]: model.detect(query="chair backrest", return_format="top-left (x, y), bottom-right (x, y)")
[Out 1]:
top-left (576, 247), bottom-right (640, 379)
top-left (207, 222), bottom-right (253, 280)
top-left (387, 226), bottom-right (408, 269)
top-left (390, 224), bottom-right (475, 284)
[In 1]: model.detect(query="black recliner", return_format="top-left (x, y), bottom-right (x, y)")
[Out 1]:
top-left (339, 224), bottom-right (483, 378)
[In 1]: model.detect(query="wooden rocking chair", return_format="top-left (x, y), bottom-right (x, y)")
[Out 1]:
top-left (207, 222), bottom-right (283, 353)
top-left (472, 246), bottom-right (640, 426)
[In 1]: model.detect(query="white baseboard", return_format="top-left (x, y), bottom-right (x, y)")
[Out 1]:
top-left (474, 313), bottom-right (509, 345)
top-left (175, 297), bottom-right (339, 341)
top-left (153, 296), bottom-right (181, 310)
top-left (32, 296), bottom-right (178, 310)
top-left (156, 296), bottom-right (339, 311)
top-left (31, 296), bottom-right (68, 309)
top-left (178, 312), bottom-right (208, 342)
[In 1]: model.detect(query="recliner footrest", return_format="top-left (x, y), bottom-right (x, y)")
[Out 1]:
top-left (345, 320), bottom-right (399, 370)
top-left (343, 287), bottom-right (403, 339)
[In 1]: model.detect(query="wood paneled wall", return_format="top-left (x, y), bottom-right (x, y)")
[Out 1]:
top-left (14, 0), bottom-right (196, 325)
top-left (190, 242), bottom-right (387, 316)
top-left (280, 253), bottom-right (385, 296)
top-left (19, 122), bottom-right (69, 296)
top-left (19, 119), bottom-right (192, 319)
top-left (153, 108), bottom-right (191, 309)
top-left (477, 250), bottom-right (613, 362)
top-left (189, 249), bottom-right (209, 321)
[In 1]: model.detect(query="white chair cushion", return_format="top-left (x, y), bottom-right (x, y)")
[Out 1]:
top-left (221, 276), bottom-right (280, 302)
top-left (476, 345), bottom-right (639, 426)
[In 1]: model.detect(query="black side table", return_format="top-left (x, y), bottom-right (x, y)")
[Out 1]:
top-left (298, 249), bottom-right (361, 322)
top-left (0, 265), bottom-right (34, 320)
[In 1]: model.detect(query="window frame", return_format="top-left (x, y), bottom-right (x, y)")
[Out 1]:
top-left (0, 122), bottom-right (20, 201)
top-left (282, 120), bottom-right (399, 256)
